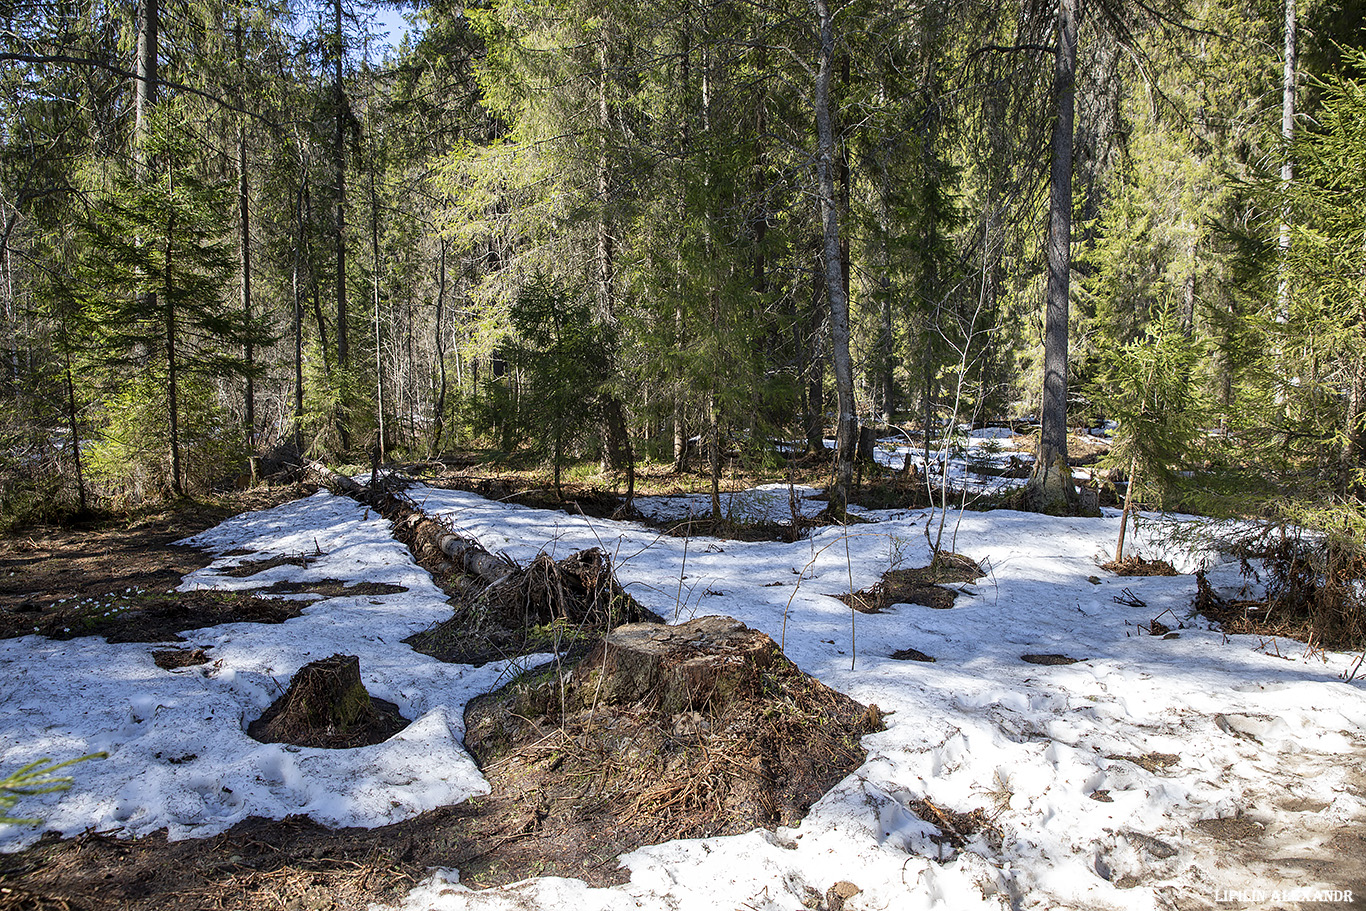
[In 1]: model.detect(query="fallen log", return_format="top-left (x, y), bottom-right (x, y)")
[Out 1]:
top-left (298, 458), bottom-right (656, 665)
top-left (303, 458), bottom-right (365, 497)
top-left (303, 459), bottom-right (511, 585)
top-left (403, 514), bottom-right (514, 585)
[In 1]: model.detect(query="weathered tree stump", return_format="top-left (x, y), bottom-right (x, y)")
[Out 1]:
top-left (574, 615), bottom-right (780, 714)
top-left (248, 654), bottom-right (408, 749)
top-left (464, 616), bottom-right (882, 837)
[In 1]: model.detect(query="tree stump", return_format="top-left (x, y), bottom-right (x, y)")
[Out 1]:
top-left (574, 615), bottom-right (779, 715)
top-left (464, 616), bottom-right (883, 836)
top-left (857, 425), bottom-right (878, 463)
top-left (248, 654), bottom-right (408, 749)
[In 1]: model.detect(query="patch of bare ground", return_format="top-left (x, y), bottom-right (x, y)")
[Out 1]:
top-left (0, 484), bottom-right (316, 643)
top-left (0, 815), bottom-right (436, 911)
top-left (1106, 751), bottom-right (1180, 773)
top-left (908, 798), bottom-right (1002, 854)
top-left (213, 554), bottom-right (315, 577)
top-left (248, 579), bottom-right (409, 599)
top-left (890, 646), bottom-right (936, 662)
top-left (1, 588), bottom-right (307, 643)
top-left (1021, 653), bottom-right (1085, 665)
top-left (1194, 548), bottom-right (1366, 653)
top-left (1102, 555), bottom-right (1180, 576)
top-left (1193, 570), bottom-right (1322, 647)
top-left (838, 552), bottom-right (984, 613)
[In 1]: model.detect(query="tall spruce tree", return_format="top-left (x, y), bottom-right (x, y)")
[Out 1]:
top-left (81, 103), bottom-right (265, 495)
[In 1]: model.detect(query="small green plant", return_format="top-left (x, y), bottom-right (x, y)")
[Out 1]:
top-left (1, 752), bottom-right (107, 825)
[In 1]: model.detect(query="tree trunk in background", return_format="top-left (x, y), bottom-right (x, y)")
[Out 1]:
top-left (431, 239), bottom-right (448, 457)
top-left (331, 0), bottom-right (351, 450)
top-left (163, 163), bottom-right (182, 496)
top-left (371, 162), bottom-right (384, 458)
top-left (63, 354), bottom-right (87, 513)
top-left (1349, 354), bottom-right (1366, 491)
top-left (874, 149), bottom-right (895, 424)
top-left (1277, 0), bottom-right (1295, 313)
top-left (813, 0), bottom-right (854, 516)
top-left (709, 389), bottom-right (721, 520)
top-left (673, 25), bottom-right (691, 475)
top-left (304, 180), bottom-right (331, 371)
top-left (137, 0), bottom-right (178, 494)
top-left (290, 168), bottom-right (306, 453)
top-left (135, 0), bottom-right (157, 148)
top-left (673, 300), bottom-right (688, 471)
top-left (804, 240), bottom-right (826, 455)
top-left (593, 42), bottom-right (634, 499)
top-left (235, 22), bottom-right (254, 477)
top-left (332, 0), bottom-right (348, 371)
top-left (1027, 0), bottom-right (1080, 514)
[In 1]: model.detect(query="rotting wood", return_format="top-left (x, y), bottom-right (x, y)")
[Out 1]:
top-left (404, 515), bottom-right (513, 585)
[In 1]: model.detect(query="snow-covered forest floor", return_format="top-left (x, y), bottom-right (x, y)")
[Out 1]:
top-left (3, 477), bottom-right (1365, 910)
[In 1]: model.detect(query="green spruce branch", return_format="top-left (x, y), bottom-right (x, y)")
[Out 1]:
top-left (0, 752), bottom-right (107, 826)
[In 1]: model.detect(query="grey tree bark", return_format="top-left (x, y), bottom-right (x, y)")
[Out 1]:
top-left (332, 0), bottom-right (348, 376)
top-left (134, 0), bottom-right (157, 147)
top-left (234, 21), bottom-right (255, 480)
top-left (812, 0), bottom-right (855, 517)
top-left (1026, 0), bottom-right (1080, 514)
top-left (1277, 0), bottom-right (1295, 312)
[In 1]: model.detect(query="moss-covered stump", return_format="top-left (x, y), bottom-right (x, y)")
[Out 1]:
top-left (462, 616), bottom-right (882, 860)
top-left (248, 654), bottom-right (408, 749)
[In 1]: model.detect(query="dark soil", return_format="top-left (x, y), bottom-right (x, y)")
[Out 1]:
top-left (838, 552), bottom-right (985, 613)
top-left (245, 579), bottom-right (408, 599)
top-left (214, 554), bottom-right (315, 577)
top-left (151, 647), bottom-right (210, 669)
top-left (1021, 653), bottom-right (1084, 666)
top-left (890, 647), bottom-right (936, 662)
top-left (1102, 555), bottom-right (1180, 576)
top-left (0, 485), bottom-right (317, 644)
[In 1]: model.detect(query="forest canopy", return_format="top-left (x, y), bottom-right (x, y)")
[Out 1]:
top-left (2, 0), bottom-right (1364, 528)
